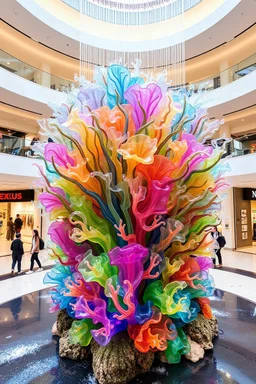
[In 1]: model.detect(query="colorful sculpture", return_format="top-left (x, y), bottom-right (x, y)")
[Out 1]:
top-left (38, 64), bottom-right (228, 364)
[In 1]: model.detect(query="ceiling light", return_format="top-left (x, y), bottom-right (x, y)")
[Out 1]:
top-left (242, 119), bottom-right (245, 121)
top-left (7, 62), bottom-right (10, 65)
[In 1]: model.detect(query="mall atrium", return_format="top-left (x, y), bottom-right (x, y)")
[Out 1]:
top-left (0, 0), bottom-right (256, 383)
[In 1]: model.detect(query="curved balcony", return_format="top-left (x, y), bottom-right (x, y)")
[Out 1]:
top-left (1, 48), bottom-right (255, 93)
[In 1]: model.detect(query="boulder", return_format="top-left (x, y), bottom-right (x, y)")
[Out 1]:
top-left (56, 309), bottom-right (74, 337)
top-left (184, 336), bottom-right (205, 363)
top-left (52, 321), bottom-right (59, 336)
top-left (184, 314), bottom-right (218, 350)
top-left (91, 333), bottom-right (154, 384)
top-left (59, 331), bottom-right (90, 361)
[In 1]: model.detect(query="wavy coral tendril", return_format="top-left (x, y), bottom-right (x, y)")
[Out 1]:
top-left (114, 220), bottom-right (137, 244)
top-left (143, 253), bottom-right (161, 280)
top-left (128, 307), bottom-right (177, 353)
top-left (106, 279), bottom-right (135, 321)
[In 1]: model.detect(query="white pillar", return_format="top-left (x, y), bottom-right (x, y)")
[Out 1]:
top-left (220, 187), bottom-right (235, 250)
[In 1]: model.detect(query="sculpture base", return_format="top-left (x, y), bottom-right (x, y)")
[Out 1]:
top-left (0, 288), bottom-right (256, 384)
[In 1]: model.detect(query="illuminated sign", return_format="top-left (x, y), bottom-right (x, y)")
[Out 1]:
top-left (243, 188), bottom-right (256, 201)
top-left (0, 190), bottom-right (35, 202)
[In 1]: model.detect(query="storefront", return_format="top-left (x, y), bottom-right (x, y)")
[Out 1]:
top-left (233, 187), bottom-right (256, 252)
top-left (0, 189), bottom-right (42, 255)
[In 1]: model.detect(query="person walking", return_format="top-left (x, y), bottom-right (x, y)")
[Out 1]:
top-left (26, 229), bottom-right (43, 274)
top-left (6, 217), bottom-right (14, 241)
top-left (11, 233), bottom-right (24, 275)
top-left (211, 227), bottom-right (225, 268)
top-left (14, 214), bottom-right (23, 234)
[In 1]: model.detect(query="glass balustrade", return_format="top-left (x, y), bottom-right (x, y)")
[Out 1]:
top-left (0, 49), bottom-right (255, 93)
top-left (186, 53), bottom-right (256, 92)
top-left (0, 50), bottom-right (75, 92)
top-left (0, 134), bottom-right (37, 157)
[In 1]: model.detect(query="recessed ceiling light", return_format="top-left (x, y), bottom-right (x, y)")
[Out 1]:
top-left (7, 62), bottom-right (10, 65)
top-left (242, 119), bottom-right (245, 121)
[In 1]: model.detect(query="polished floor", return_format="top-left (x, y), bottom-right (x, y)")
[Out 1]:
top-left (0, 288), bottom-right (255, 384)
top-left (0, 249), bottom-right (53, 276)
top-left (237, 244), bottom-right (256, 255)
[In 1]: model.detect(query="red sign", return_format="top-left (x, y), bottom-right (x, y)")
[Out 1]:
top-left (0, 190), bottom-right (35, 202)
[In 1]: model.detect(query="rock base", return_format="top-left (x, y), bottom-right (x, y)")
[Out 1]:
top-left (54, 310), bottom-right (219, 382)
top-left (59, 331), bottom-right (90, 361)
top-left (184, 314), bottom-right (218, 350)
top-left (184, 336), bottom-right (205, 363)
top-left (56, 309), bottom-right (74, 337)
top-left (91, 333), bottom-right (154, 384)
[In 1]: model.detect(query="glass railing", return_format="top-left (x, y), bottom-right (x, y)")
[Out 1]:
top-left (0, 49), bottom-right (75, 92)
top-left (231, 137), bottom-right (256, 157)
top-left (0, 49), bottom-right (255, 94)
top-left (0, 135), bottom-right (36, 157)
top-left (185, 53), bottom-right (256, 93)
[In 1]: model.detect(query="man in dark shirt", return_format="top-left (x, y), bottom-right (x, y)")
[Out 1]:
top-left (11, 233), bottom-right (24, 275)
top-left (14, 214), bottom-right (23, 233)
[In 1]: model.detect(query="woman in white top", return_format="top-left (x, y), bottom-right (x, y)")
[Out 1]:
top-left (26, 229), bottom-right (43, 274)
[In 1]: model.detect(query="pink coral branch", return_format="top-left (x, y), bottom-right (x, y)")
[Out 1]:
top-left (142, 215), bottom-right (166, 232)
top-left (114, 220), bottom-right (137, 244)
top-left (107, 280), bottom-right (135, 321)
top-left (64, 278), bottom-right (100, 300)
top-left (143, 253), bottom-right (161, 280)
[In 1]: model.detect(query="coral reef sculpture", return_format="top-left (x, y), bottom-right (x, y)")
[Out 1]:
top-left (38, 64), bottom-right (228, 382)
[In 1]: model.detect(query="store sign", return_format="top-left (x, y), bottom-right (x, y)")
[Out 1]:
top-left (243, 188), bottom-right (256, 200)
top-left (0, 190), bottom-right (34, 202)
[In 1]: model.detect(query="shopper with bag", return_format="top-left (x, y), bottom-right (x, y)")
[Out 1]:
top-left (211, 227), bottom-right (226, 268)
top-left (26, 229), bottom-right (44, 274)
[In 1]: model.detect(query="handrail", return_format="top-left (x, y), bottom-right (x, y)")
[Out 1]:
top-left (0, 48), bottom-right (255, 93)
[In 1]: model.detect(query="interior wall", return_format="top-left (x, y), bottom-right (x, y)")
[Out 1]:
top-left (233, 187), bottom-right (252, 248)
top-left (0, 203), bottom-right (9, 239)
top-left (220, 187), bottom-right (235, 249)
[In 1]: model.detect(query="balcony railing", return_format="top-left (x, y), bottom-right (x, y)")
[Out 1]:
top-left (1, 49), bottom-right (255, 94)
top-left (0, 135), bottom-right (35, 157)
top-left (0, 49), bottom-right (74, 92)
